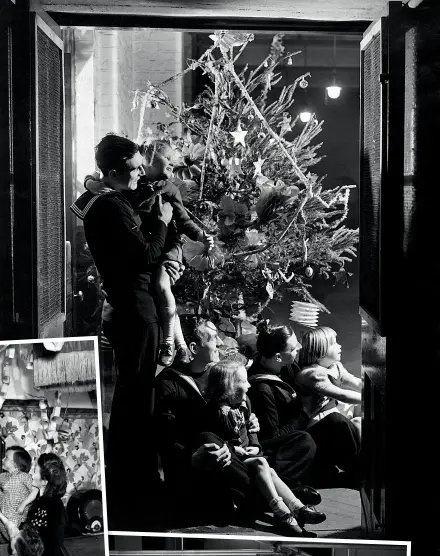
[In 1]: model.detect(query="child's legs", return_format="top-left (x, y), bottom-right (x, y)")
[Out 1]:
top-left (173, 312), bottom-right (187, 348)
top-left (156, 264), bottom-right (177, 344)
top-left (268, 467), bottom-right (304, 512)
top-left (245, 457), bottom-right (292, 517)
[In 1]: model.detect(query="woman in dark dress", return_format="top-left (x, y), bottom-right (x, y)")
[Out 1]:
top-left (246, 324), bottom-right (361, 487)
top-left (0, 453), bottom-right (67, 556)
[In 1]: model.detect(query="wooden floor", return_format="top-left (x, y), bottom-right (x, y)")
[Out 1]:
top-left (170, 488), bottom-right (363, 539)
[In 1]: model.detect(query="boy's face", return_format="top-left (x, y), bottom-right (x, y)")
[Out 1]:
top-left (2, 450), bottom-right (17, 473)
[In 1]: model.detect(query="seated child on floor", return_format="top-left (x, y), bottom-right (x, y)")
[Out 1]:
top-left (204, 360), bottom-right (327, 537)
top-left (296, 326), bottom-right (362, 439)
top-left (84, 139), bottom-right (214, 366)
top-left (0, 447), bottom-right (38, 542)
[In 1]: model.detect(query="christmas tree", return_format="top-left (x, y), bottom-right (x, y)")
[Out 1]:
top-left (132, 31), bottom-right (358, 331)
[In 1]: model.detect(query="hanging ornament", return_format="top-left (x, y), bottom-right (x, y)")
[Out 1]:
top-left (290, 301), bottom-right (320, 328)
top-left (287, 57), bottom-right (293, 66)
top-left (264, 60), bottom-right (269, 67)
top-left (230, 122), bottom-right (248, 147)
top-left (248, 112), bottom-right (255, 121)
top-left (299, 78), bottom-right (309, 89)
top-left (258, 131), bottom-right (266, 139)
top-left (253, 157), bottom-right (265, 177)
top-left (305, 266), bottom-right (314, 278)
top-left (279, 116), bottom-right (292, 135)
top-left (229, 157), bottom-right (244, 177)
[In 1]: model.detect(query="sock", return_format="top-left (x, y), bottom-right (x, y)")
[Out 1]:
top-left (161, 309), bottom-right (176, 345)
top-left (269, 496), bottom-right (291, 518)
top-left (173, 314), bottom-right (187, 349)
top-left (288, 497), bottom-right (305, 516)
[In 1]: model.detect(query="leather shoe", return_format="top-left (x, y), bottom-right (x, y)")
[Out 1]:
top-left (292, 485), bottom-right (322, 506)
top-left (296, 505), bottom-right (327, 527)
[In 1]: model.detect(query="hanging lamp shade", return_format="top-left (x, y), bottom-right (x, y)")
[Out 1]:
top-left (33, 340), bottom-right (96, 392)
top-left (290, 301), bottom-right (320, 328)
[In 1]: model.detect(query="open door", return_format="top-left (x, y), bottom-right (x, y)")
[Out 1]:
top-left (360, 0), bottom-right (440, 547)
top-left (3, 0), bottom-right (67, 340)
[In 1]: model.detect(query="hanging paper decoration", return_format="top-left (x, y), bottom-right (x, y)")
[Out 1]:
top-left (33, 341), bottom-right (96, 393)
top-left (290, 301), bottom-right (320, 328)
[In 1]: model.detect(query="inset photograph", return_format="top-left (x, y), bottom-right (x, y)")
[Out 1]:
top-left (108, 535), bottom-right (410, 556)
top-left (0, 338), bottom-right (106, 556)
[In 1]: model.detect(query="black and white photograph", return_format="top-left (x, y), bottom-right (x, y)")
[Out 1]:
top-left (0, 338), bottom-right (106, 556)
top-left (107, 536), bottom-right (410, 556)
top-left (1, 0), bottom-right (440, 554)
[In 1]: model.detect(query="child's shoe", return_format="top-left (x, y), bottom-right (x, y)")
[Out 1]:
top-left (174, 346), bottom-right (191, 364)
top-left (295, 505), bottom-right (327, 527)
top-left (158, 342), bottom-right (174, 366)
top-left (274, 513), bottom-right (303, 536)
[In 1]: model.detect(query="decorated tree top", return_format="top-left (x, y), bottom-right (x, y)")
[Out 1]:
top-left (132, 31), bottom-right (359, 324)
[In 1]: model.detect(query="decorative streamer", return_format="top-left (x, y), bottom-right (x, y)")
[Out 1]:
top-left (199, 71), bottom-right (220, 200)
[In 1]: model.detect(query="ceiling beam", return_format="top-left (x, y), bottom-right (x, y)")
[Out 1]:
top-left (47, 12), bottom-right (370, 34)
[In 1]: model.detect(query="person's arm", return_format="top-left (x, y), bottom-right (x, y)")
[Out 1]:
top-left (337, 364), bottom-right (362, 392)
top-left (248, 383), bottom-right (309, 445)
top-left (17, 486), bottom-right (39, 514)
top-left (90, 194), bottom-right (171, 268)
top-left (245, 398), bottom-right (263, 455)
top-left (298, 368), bottom-right (362, 404)
top-left (84, 172), bottom-right (114, 195)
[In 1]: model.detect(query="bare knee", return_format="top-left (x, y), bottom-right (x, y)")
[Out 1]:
top-left (269, 467), bottom-right (279, 479)
top-left (249, 457), bottom-right (269, 471)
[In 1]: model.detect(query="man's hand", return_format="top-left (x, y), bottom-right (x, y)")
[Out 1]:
top-left (191, 442), bottom-right (231, 470)
top-left (244, 446), bottom-right (260, 456)
top-left (248, 413), bottom-right (260, 433)
top-left (155, 194), bottom-right (173, 225)
top-left (162, 261), bottom-right (183, 285)
top-left (234, 446), bottom-right (247, 457)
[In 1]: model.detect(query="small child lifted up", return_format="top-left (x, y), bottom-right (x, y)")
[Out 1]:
top-left (0, 447), bottom-right (38, 542)
top-left (84, 139), bottom-right (214, 367)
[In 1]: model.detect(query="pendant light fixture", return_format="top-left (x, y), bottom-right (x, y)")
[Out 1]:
top-left (326, 36), bottom-right (342, 100)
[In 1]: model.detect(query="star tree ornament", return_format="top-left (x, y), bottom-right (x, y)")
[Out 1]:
top-left (230, 122), bottom-right (248, 147)
top-left (253, 157), bottom-right (265, 176)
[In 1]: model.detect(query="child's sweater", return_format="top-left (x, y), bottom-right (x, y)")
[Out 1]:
top-left (206, 396), bottom-right (263, 457)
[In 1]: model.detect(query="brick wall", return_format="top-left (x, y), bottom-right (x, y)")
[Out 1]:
top-left (132, 29), bottom-right (183, 142)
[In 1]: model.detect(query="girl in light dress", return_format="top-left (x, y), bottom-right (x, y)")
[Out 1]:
top-left (296, 326), bottom-right (362, 441)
